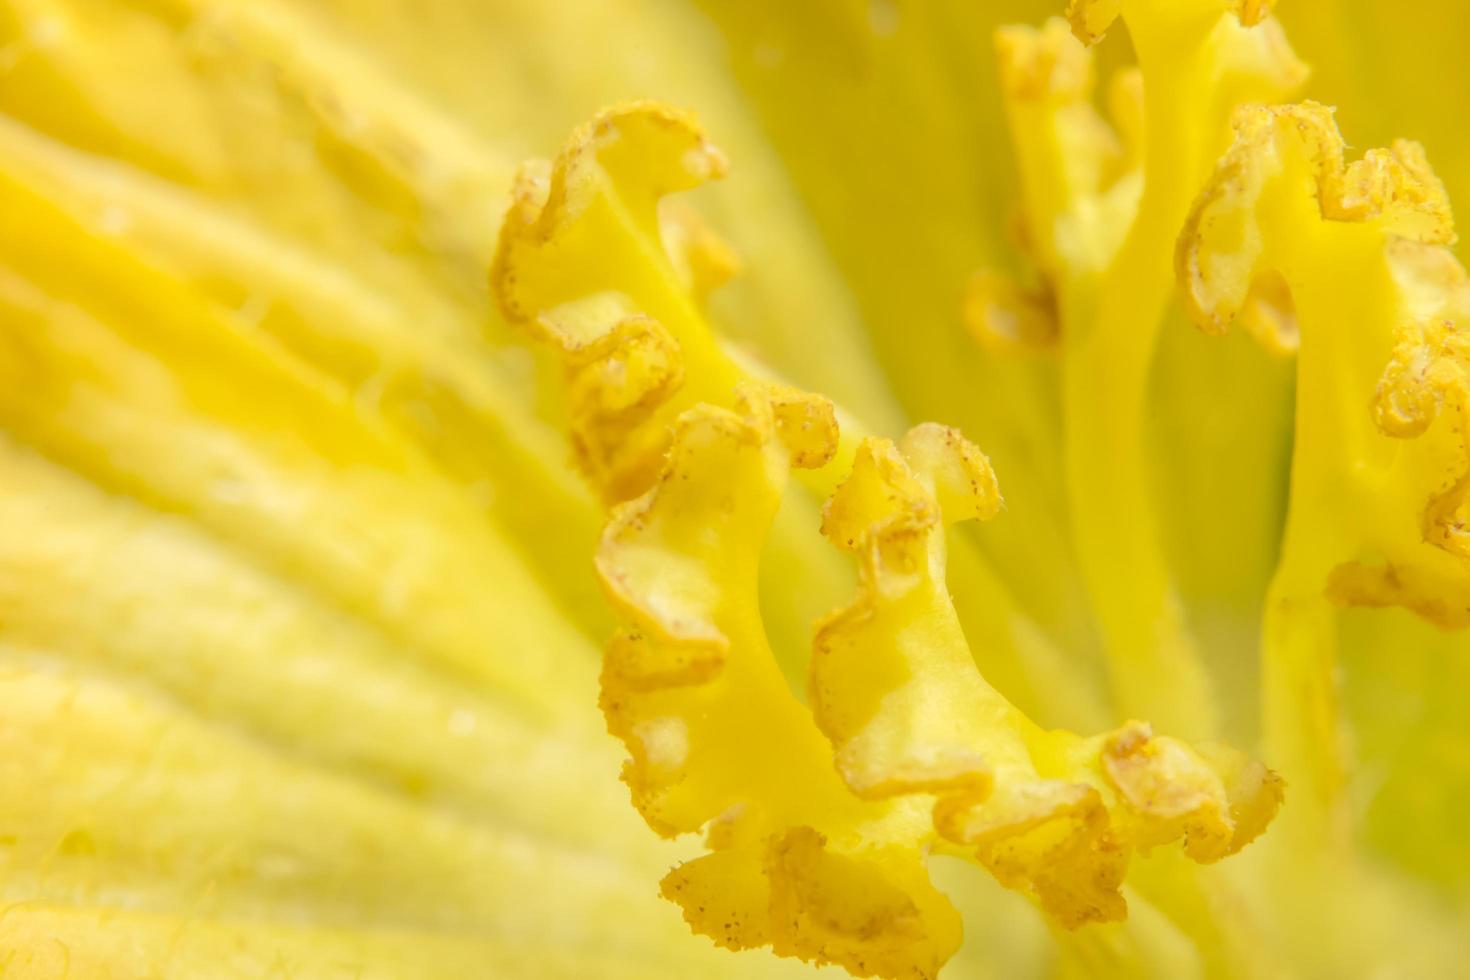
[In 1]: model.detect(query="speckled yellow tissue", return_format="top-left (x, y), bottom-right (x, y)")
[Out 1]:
top-left (1, 1), bottom-right (1467, 977)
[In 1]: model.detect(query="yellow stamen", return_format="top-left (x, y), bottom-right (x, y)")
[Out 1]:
top-left (976, 2), bottom-right (1305, 738)
top-left (493, 99), bottom-right (1282, 978)
top-left (1178, 100), bottom-right (1468, 838)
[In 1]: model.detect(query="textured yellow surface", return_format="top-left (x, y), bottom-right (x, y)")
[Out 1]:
top-left (1, 0), bottom-right (1467, 978)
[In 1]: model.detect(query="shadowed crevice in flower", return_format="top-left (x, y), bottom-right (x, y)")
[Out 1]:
top-left (969, 0), bottom-right (1308, 743)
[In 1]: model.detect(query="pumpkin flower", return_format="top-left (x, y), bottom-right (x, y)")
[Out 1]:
top-left (0, 0), bottom-right (1466, 977)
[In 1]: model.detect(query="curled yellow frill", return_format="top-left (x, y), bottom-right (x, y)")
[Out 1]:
top-left (1178, 102), bottom-right (1470, 626)
top-left (494, 99), bottom-right (1284, 979)
top-left (490, 102), bottom-right (742, 502)
top-left (594, 382), bottom-right (1281, 972)
top-left (966, 0), bottom-right (1308, 746)
top-left (973, 3), bottom-right (1305, 353)
top-left (811, 427), bottom-right (1280, 928)
top-left (598, 381), bottom-right (960, 980)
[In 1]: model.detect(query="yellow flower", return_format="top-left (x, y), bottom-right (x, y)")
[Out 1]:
top-left (0, 1), bottom-right (1465, 978)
